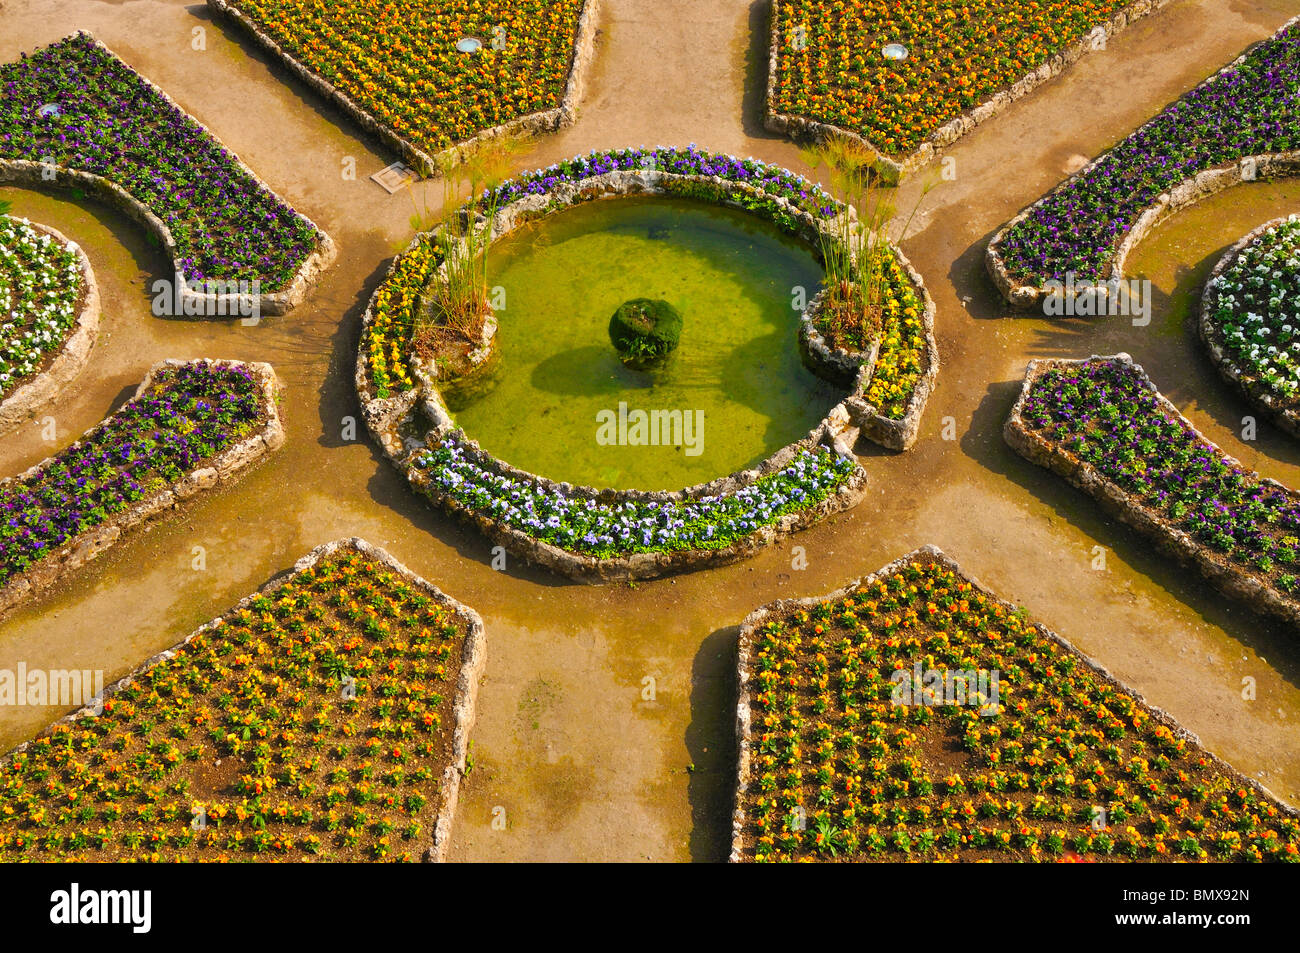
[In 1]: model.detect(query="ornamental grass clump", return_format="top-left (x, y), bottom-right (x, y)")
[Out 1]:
top-left (799, 140), bottom-right (932, 353)
top-left (405, 138), bottom-right (525, 376)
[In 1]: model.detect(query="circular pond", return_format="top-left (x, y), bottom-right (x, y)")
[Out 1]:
top-left (449, 196), bottom-right (839, 490)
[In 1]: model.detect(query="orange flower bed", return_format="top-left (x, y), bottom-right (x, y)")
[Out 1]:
top-left (734, 550), bottom-right (1300, 862)
top-left (232, 0), bottom-right (584, 155)
top-left (0, 545), bottom-right (481, 862)
top-left (773, 0), bottom-right (1131, 157)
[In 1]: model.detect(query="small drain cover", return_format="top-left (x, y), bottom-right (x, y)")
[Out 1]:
top-left (370, 161), bottom-right (418, 194)
top-left (456, 37), bottom-right (482, 53)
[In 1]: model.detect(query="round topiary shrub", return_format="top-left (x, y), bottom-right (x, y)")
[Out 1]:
top-left (609, 298), bottom-right (682, 368)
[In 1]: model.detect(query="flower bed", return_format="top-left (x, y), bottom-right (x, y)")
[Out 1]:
top-left (480, 146), bottom-right (841, 218)
top-left (988, 16), bottom-right (1300, 308)
top-left (0, 216), bottom-right (99, 436)
top-left (0, 359), bottom-right (283, 618)
top-left (731, 546), bottom-right (1300, 862)
top-left (408, 435), bottom-right (862, 578)
top-left (1199, 215), bottom-right (1300, 438)
top-left (0, 33), bottom-right (335, 314)
top-left (0, 538), bottom-right (485, 862)
top-left (208, 0), bottom-right (599, 176)
top-left (0, 216), bottom-right (82, 398)
top-left (765, 0), bottom-right (1171, 182)
top-left (1004, 354), bottom-right (1300, 628)
top-left (355, 149), bottom-right (940, 580)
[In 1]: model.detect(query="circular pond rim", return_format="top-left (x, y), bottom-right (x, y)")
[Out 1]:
top-left (356, 156), bottom-right (938, 580)
top-left (447, 197), bottom-right (835, 489)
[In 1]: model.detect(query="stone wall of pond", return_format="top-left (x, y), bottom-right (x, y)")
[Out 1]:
top-left (727, 543), bottom-right (1300, 862)
top-left (207, 0), bottom-right (603, 178)
top-left (1196, 216), bottom-right (1300, 440)
top-left (1003, 354), bottom-right (1300, 629)
top-left (353, 167), bottom-right (936, 580)
top-left (0, 360), bottom-right (285, 619)
top-left (0, 221), bottom-right (100, 437)
top-left (0, 536), bottom-right (486, 864)
top-left (764, 0), bottom-right (1174, 184)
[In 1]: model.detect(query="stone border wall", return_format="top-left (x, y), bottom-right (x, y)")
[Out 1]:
top-left (764, 0), bottom-right (1173, 184)
top-left (0, 220), bottom-right (100, 437)
top-left (985, 13), bottom-right (1300, 309)
top-left (1003, 354), bottom-right (1300, 629)
top-left (0, 359), bottom-right (285, 619)
top-left (1196, 216), bottom-right (1300, 440)
top-left (0, 34), bottom-right (337, 316)
top-left (728, 543), bottom-right (1300, 862)
top-left (0, 536), bottom-right (486, 864)
top-left (207, 0), bottom-right (602, 178)
top-left (355, 167), bottom-right (939, 581)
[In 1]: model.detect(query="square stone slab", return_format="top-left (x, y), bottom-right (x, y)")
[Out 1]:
top-left (370, 161), bottom-right (417, 194)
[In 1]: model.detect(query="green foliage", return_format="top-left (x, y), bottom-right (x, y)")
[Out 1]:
top-left (608, 298), bottom-right (683, 366)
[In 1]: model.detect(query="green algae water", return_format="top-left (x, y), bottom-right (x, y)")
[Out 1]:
top-left (451, 197), bottom-right (838, 490)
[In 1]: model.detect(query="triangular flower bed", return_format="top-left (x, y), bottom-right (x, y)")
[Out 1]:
top-left (0, 538), bottom-right (485, 862)
top-left (731, 546), bottom-right (1299, 862)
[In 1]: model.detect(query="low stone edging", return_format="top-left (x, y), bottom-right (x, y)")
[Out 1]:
top-left (0, 34), bottom-right (337, 316)
top-left (727, 543), bottom-right (1300, 862)
top-left (0, 221), bottom-right (100, 437)
top-left (1003, 353), bottom-right (1300, 629)
top-left (764, 0), bottom-right (1173, 184)
top-left (984, 12), bottom-right (1300, 309)
top-left (0, 536), bottom-right (486, 864)
top-left (1196, 216), bottom-right (1300, 440)
top-left (353, 167), bottom-right (933, 580)
top-left (0, 359), bottom-right (285, 619)
top-left (206, 0), bottom-right (602, 178)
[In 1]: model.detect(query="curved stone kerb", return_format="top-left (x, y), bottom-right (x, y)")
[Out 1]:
top-left (0, 220), bottom-right (100, 437)
top-left (1196, 216), bottom-right (1300, 440)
